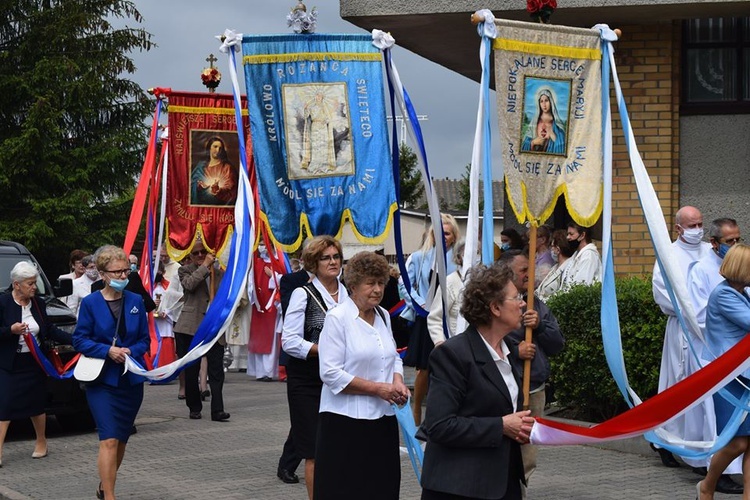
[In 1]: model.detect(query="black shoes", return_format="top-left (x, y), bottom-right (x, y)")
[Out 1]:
top-left (189, 411), bottom-right (202, 420)
top-left (277, 468), bottom-right (300, 484)
top-left (200, 390), bottom-right (211, 401)
top-left (96, 482), bottom-right (105, 499)
top-left (257, 376), bottom-right (273, 382)
top-left (716, 474), bottom-right (744, 494)
top-left (211, 411), bottom-right (230, 422)
top-left (650, 443), bottom-right (680, 468)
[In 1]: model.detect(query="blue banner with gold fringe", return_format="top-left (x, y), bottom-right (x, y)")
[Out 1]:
top-left (242, 34), bottom-right (396, 251)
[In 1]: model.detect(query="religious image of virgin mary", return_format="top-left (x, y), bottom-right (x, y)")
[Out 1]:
top-left (521, 87), bottom-right (567, 155)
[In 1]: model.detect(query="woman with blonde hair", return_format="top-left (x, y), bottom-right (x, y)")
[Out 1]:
top-left (403, 213), bottom-right (460, 425)
top-left (698, 243), bottom-right (750, 499)
top-left (73, 245), bottom-right (150, 499)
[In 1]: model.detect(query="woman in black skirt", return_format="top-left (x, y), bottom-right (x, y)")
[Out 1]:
top-left (315, 252), bottom-right (410, 500)
top-left (0, 261), bottom-right (73, 467)
top-left (280, 235), bottom-right (348, 500)
top-left (403, 213), bottom-right (460, 425)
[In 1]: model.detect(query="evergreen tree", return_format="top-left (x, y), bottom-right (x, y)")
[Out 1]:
top-left (0, 1), bottom-right (154, 272)
top-left (397, 143), bottom-right (424, 209)
top-left (456, 163), bottom-right (484, 211)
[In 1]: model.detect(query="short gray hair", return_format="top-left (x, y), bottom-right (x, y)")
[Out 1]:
top-left (708, 218), bottom-right (738, 241)
top-left (11, 261), bottom-right (38, 283)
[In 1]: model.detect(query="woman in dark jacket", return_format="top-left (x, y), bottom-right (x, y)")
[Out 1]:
top-left (0, 261), bottom-right (73, 467)
top-left (418, 264), bottom-right (534, 500)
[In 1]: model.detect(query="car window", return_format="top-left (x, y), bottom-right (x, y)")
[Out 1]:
top-left (0, 256), bottom-right (49, 295)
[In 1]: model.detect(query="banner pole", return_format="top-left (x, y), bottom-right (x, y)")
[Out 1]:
top-left (523, 224), bottom-right (537, 410)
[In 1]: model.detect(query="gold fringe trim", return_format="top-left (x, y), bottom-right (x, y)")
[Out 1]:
top-left (168, 106), bottom-right (248, 116)
top-left (243, 52), bottom-right (382, 65)
top-left (258, 202), bottom-right (398, 254)
top-left (505, 175), bottom-right (603, 228)
top-left (494, 39), bottom-right (601, 61)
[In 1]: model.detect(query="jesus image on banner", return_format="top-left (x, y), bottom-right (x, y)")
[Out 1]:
top-left (283, 83), bottom-right (354, 179)
top-left (520, 77), bottom-right (570, 156)
top-left (189, 131), bottom-right (240, 206)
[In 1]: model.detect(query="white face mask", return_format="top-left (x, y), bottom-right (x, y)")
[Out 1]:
top-left (679, 226), bottom-right (704, 245)
top-left (550, 248), bottom-right (560, 261)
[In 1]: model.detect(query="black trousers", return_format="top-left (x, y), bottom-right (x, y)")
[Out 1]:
top-left (277, 431), bottom-right (302, 473)
top-left (175, 333), bottom-right (225, 415)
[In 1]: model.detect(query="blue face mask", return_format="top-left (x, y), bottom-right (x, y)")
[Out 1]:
top-left (716, 243), bottom-right (731, 259)
top-left (130, 263), bottom-right (137, 272)
top-left (109, 278), bottom-right (128, 293)
top-left (501, 242), bottom-right (511, 251)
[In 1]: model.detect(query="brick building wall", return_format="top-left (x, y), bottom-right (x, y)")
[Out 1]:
top-left (609, 21), bottom-right (681, 276)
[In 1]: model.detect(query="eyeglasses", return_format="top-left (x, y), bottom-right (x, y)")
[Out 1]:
top-left (191, 249), bottom-right (208, 257)
top-left (720, 237), bottom-right (743, 245)
top-left (104, 269), bottom-right (130, 277)
top-left (504, 293), bottom-right (524, 303)
top-left (319, 253), bottom-right (342, 263)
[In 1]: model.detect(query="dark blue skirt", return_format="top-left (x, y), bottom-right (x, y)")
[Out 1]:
top-left (713, 378), bottom-right (750, 437)
top-left (86, 378), bottom-right (144, 442)
top-left (0, 353), bottom-right (46, 420)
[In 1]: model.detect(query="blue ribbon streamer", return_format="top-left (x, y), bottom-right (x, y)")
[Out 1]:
top-left (393, 401), bottom-right (424, 482)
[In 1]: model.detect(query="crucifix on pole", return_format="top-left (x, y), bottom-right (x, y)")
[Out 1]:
top-left (202, 53), bottom-right (220, 93)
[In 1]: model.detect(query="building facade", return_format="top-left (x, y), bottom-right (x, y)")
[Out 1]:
top-left (340, 0), bottom-right (750, 275)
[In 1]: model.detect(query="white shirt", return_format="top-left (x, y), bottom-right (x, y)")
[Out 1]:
top-left (478, 334), bottom-right (518, 412)
top-left (652, 238), bottom-right (710, 317)
top-left (561, 242), bottom-right (602, 288)
top-left (687, 250), bottom-right (724, 332)
top-left (69, 274), bottom-right (97, 317)
top-left (16, 301), bottom-right (40, 353)
top-left (281, 277), bottom-right (348, 360)
top-left (427, 270), bottom-right (465, 345)
top-left (318, 297), bottom-right (404, 420)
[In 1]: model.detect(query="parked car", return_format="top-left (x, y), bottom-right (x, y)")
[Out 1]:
top-left (0, 241), bottom-right (93, 430)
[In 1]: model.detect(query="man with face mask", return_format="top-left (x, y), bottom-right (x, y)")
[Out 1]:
top-left (651, 208), bottom-right (713, 466)
top-left (678, 216), bottom-right (744, 492)
top-left (688, 218), bottom-right (742, 331)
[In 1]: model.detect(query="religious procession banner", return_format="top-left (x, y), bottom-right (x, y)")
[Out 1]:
top-left (494, 20), bottom-right (603, 226)
top-left (166, 91), bottom-right (252, 258)
top-left (241, 33), bottom-right (396, 251)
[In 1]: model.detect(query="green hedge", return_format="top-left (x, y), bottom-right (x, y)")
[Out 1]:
top-left (545, 276), bottom-right (666, 422)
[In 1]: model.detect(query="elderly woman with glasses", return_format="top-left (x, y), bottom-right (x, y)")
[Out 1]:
top-left (281, 235), bottom-right (348, 500)
top-left (0, 261), bottom-right (73, 467)
top-left (72, 245), bottom-right (150, 500)
top-left (314, 251), bottom-right (409, 499)
top-left (418, 263), bottom-right (534, 500)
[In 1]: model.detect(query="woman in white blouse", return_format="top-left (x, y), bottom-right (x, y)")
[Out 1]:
top-left (316, 252), bottom-right (409, 500)
top-left (280, 235), bottom-right (348, 500)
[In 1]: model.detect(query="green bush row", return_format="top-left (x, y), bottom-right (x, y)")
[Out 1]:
top-left (545, 276), bottom-right (666, 422)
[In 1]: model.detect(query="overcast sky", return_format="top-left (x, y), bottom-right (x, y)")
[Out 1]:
top-left (127, 0), bottom-right (501, 180)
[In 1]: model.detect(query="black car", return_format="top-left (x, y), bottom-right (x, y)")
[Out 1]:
top-left (0, 241), bottom-right (93, 430)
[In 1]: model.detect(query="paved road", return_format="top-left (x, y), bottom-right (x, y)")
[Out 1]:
top-left (0, 371), bottom-right (737, 499)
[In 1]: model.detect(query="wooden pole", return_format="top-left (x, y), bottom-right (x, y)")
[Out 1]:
top-left (522, 225), bottom-right (537, 410)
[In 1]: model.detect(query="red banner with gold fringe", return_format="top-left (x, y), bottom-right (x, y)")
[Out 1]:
top-left (166, 91), bottom-right (253, 258)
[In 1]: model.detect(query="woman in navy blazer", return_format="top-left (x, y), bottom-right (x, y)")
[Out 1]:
top-left (0, 261), bottom-right (73, 467)
top-left (73, 245), bottom-right (149, 500)
top-left (698, 244), bottom-right (750, 500)
top-left (418, 264), bottom-right (534, 500)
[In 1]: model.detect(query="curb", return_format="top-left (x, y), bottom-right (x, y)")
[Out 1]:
top-left (0, 484), bottom-right (33, 500)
